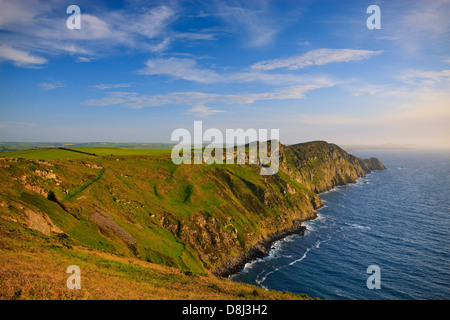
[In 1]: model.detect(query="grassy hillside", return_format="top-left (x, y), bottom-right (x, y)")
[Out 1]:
top-left (0, 221), bottom-right (306, 300)
top-left (0, 141), bottom-right (384, 299)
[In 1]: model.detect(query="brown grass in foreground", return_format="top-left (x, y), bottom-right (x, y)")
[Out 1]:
top-left (0, 229), bottom-right (310, 300)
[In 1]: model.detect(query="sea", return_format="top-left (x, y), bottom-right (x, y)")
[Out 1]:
top-left (230, 149), bottom-right (450, 300)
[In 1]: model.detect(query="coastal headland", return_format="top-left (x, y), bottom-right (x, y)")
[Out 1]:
top-left (0, 140), bottom-right (385, 299)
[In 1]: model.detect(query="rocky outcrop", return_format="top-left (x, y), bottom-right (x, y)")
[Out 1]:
top-left (24, 208), bottom-right (63, 236)
top-left (90, 208), bottom-right (136, 244)
top-left (213, 218), bottom-right (312, 277)
top-left (281, 141), bottom-right (386, 193)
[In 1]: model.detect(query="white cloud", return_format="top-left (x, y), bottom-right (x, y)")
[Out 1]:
top-left (232, 72), bottom-right (337, 86)
top-left (84, 84), bottom-right (326, 111)
top-left (76, 57), bottom-right (92, 63)
top-left (173, 32), bottom-right (216, 41)
top-left (0, 45), bottom-right (47, 67)
top-left (146, 38), bottom-right (171, 53)
top-left (251, 49), bottom-right (383, 71)
top-left (345, 82), bottom-right (387, 97)
top-left (400, 69), bottom-right (450, 86)
top-left (137, 57), bottom-right (339, 86)
top-left (212, 1), bottom-right (284, 48)
top-left (0, 2), bottom-right (180, 66)
top-left (188, 105), bottom-right (225, 116)
top-left (383, 0), bottom-right (450, 53)
top-left (0, 0), bottom-right (41, 27)
top-left (39, 81), bottom-right (65, 91)
top-left (120, 6), bottom-right (175, 39)
top-left (374, 36), bottom-right (398, 41)
top-left (92, 83), bottom-right (131, 90)
top-left (137, 58), bottom-right (221, 83)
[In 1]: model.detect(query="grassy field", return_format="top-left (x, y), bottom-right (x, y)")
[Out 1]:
top-left (74, 148), bottom-right (172, 157)
top-left (0, 142), bottom-right (174, 152)
top-left (0, 148), bottom-right (96, 160)
top-left (0, 147), bottom-right (172, 160)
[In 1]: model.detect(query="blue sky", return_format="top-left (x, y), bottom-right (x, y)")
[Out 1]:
top-left (0, 0), bottom-right (449, 147)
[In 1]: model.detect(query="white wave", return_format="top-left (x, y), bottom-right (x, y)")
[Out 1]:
top-left (241, 261), bottom-right (255, 273)
top-left (256, 268), bottom-right (278, 289)
top-left (319, 185), bottom-right (344, 195)
top-left (288, 248), bottom-right (310, 266)
top-left (303, 213), bottom-right (328, 233)
top-left (345, 222), bottom-right (371, 230)
top-left (288, 236), bottom-right (330, 267)
top-left (267, 234), bottom-right (300, 259)
top-left (255, 235), bottom-right (331, 287)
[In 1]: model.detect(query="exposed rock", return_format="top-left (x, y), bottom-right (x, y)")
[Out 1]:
top-left (90, 208), bottom-right (136, 244)
top-left (23, 184), bottom-right (48, 198)
top-left (35, 169), bottom-right (58, 180)
top-left (24, 208), bottom-right (63, 236)
top-left (280, 141), bottom-right (386, 194)
top-left (213, 218), bottom-right (310, 277)
top-left (38, 160), bottom-right (53, 166)
top-left (83, 163), bottom-right (103, 170)
top-left (286, 183), bottom-right (296, 194)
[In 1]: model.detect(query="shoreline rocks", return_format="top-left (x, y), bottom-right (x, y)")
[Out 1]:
top-left (213, 215), bottom-right (316, 278)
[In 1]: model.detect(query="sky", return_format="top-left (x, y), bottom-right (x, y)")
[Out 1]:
top-left (0, 0), bottom-right (449, 148)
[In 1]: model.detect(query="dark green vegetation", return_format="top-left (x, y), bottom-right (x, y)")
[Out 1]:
top-left (0, 141), bottom-right (384, 299)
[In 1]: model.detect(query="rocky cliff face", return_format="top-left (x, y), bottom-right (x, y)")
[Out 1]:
top-left (211, 141), bottom-right (386, 276)
top-left (281, 141), bottom-right (385, 193)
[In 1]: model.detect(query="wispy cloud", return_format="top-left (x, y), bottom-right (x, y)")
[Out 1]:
top-left (188, 105), bottom-right (225, 116)
top-left (76, 57), bottom-right (92, 63)
top-left (0, 2), bottom-right (183, 66)
top-left (92, 83), bottom-right (131, 90)
top-left (212, 1), bottom-right (283, 48)
top-left (0, 45), bottom-right (47, 67)
top-left (172, 32), bottom-right (216, 41)
top-left (383, 0), bottom-right (450, 53)
top-left (251, 49), bottom-right (383, 71)
top-left (84, 84), bottom-right (327, 113)
top-left (345, 82), bottom-right (387, 97)
top-left (399, 69), bottom-right (450, 86)
top-left (39, 81), bottom-right (65, 91)
top-left (137, 56), bottom-right (340, 86)
top-left (137, 58), bottom-right (221, 83)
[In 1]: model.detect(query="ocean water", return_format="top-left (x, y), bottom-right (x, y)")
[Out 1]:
top-left (230, 149), bottom-right (450, 300)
